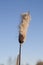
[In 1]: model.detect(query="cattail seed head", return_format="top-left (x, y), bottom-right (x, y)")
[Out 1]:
top-left (19, 12), bottom-right (31, 44)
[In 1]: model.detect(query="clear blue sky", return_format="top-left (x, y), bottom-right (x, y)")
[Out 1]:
top-left (0, 0), bottom-right (43, 65)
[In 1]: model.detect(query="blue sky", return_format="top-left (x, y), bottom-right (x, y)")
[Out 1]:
top-left (0, 0), bottom-right (43, 65)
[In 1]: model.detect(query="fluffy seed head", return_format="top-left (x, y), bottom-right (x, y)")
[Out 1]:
top-left (19, 12), bottom-right (31, 44)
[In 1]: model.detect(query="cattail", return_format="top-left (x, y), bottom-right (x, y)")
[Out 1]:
top-left (16, 55), bottom-right (19, 65)
top-left (19, 12), bottom-right (31, 44)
